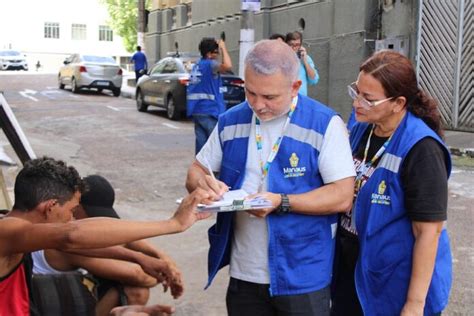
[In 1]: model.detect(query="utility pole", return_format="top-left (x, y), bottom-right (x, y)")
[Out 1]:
top-left (137, 0), bottom-right (146, 50)
top-left (238, 9), bottom-right (255, 78)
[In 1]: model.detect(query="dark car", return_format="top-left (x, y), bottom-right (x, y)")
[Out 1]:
top-left (135, 54), bottom-right (245, 120)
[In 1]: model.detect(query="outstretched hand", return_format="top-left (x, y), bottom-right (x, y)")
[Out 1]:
top-left (171, 188), bottom-right (211, 232)
top-left (110, 304), bottom-right (174, 316)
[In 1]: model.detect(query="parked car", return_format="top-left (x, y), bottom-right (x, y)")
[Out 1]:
top-left (135, 54), bottom-right (245, 120)
top-left (0, 50), bottom-right (28, 71)
top-left (58, 54), bottom-right (122, 96)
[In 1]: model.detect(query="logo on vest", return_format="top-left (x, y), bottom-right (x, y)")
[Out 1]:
top-left (283, 153), bottom-right (306, 178)
top-left (371, 180), bottom-right (391, 205)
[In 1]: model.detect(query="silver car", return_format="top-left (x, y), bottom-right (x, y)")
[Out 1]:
top-left (0, 50), bottom-right (28, 71)
top-left (58, 54), bottom-right (122, 97)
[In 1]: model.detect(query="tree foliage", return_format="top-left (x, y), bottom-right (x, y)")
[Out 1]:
top-left (101, 0), bottom-right (140, 53)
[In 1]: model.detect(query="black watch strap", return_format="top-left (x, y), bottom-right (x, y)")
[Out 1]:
top-left (277, 193), bottom-right (290, 214)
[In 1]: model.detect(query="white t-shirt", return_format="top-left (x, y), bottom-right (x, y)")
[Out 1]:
top-left (197, 105), bottom-right (355, 284)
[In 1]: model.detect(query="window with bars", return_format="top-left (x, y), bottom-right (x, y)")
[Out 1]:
top-left (44, 22), bottom-right (60, 39)
top-left (72, 24), bottom-right (87, 40)
top-left (99, 25), bottom-right (113, 41)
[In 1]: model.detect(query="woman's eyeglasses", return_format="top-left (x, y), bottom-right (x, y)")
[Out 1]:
top-left (347, 82), bottom-right (393, 108)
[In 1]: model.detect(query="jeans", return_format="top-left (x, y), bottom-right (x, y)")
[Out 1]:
top-left (226, 278), bottom-right (331, 316)
top-left (192, 114), bottom-right (217, 154)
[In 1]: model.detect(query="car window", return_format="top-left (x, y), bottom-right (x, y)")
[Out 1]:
top-left (0, 50), bottom-right (21, 56)
top-left (150, 61), bottom-right (166, 75)
top-left (82, 55), bottom-right (116, 64)
top-left (162, 61), bottom-right (178, 74)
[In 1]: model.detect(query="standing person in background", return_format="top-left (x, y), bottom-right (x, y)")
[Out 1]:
top-left (187, 37), bottom-right (232, 154)
top-left (331, 50), bottom-right (452, 316)
top-left (285, 31), bottom-right (319, 96)
top-left (130, 46), bottom-right (148, 83)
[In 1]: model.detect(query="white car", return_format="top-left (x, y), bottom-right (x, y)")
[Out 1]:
top-left (0, 50), bottom-right (28, 71)
top-left (58, 54), bottom-right (122, 97)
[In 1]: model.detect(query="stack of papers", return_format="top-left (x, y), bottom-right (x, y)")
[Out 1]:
top-left (177, 189), bottom-right (273, 212)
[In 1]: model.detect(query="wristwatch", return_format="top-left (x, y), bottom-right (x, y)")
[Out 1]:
top-left (276, 194), bottom-right (291, 214)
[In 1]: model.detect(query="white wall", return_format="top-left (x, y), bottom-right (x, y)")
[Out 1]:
top-left (0, 0), bottom-right (130, 72)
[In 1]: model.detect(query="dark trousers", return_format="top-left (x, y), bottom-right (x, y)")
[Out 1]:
top-left (226, 278), bottom-right (330, 316)
top-left (330, 229), bottom-right (364, 316)
top-left (135, 70), bottom-right (144, 82)
top-left (192, 114), bottom-right (217, 154)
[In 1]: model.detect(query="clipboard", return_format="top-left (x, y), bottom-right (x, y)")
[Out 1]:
top-left (176, 189), bottom-right (272, 212)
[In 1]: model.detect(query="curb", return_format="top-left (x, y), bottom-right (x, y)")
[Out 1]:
top-left (121, 89), bottom-right (134, 100)
top-left (449, 147), bottom-right (474, 158)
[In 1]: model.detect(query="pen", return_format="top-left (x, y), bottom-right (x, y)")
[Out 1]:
top-left (204, 159), bottom-right (217, 181)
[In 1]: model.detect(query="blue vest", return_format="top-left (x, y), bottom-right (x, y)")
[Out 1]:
top-left (350, 112), bottom-right (452, 315)
top-left (186, 59), bottom-right (225, 118)
top-left (206, 95), bottom-right (339, 296)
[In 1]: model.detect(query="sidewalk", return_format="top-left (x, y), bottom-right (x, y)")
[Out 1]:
top-left (119, 74), bottom-right (473, 158)
top-left (120, 72), bottom-right (136, 100)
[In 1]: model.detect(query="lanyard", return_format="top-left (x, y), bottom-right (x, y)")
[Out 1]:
top-left (255, 98), bottom-right (297, 189)
top-left (350, 125), bottom-right (392, 232)
top-left (354, 125), bottom-right (392, 192)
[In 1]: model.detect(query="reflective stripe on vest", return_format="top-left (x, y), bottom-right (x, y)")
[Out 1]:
top-left (220, 123), bottom-right (252, 142)
top-left (285, 123), bottom-right (324, 152)
top-left (188, 93), bottom-right (216, 101)
top-left (378, 153), bottom-right (402, 173)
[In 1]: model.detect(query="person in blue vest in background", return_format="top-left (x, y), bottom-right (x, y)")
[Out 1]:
top-left (187, 37), bottom-right (232, 154)
top-left (186, 39), bottom-right (355, 316)
top-left (331, 50), bottom-right (452, 316)
top-left (130, 46), bottom-right (148, 83)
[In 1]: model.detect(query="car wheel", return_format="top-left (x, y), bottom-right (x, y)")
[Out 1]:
top-left (136, 89), bottom-right (148, 112)
top-left (71, 77), bottom-right (79, 93)
top-left (112, 88), bottom-right (121, 97)
top-left (166, 95), bottom-right (181, 120)
top-left (58, 76), bottom-right (65, 89)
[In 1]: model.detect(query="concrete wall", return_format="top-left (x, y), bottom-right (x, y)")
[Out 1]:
top-left (146, 0), bottom-right (419, 120)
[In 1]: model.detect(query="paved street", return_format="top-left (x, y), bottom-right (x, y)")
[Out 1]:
top-left (0, 72), bottom-right (472, 315)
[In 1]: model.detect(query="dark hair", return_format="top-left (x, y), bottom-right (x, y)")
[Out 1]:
top-left (360, 50), bottom-right (443, 138)
top-left (198, 38), bottom-right (218, 58)
top-left (13, 157), bottom-right (85, 211)
top-left (285, 31), bottom-right (303, 43)
top-left (136, 46), bottom-right (142, 51)
top-left (269, 33), bottom-right (285, 41)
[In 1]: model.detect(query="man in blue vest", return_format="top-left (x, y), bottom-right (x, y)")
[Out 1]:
top-left (130, 46), bottom-right (148, 83)
top-left (185, 40), bottom-right (355, 315)
top-left (187, 37), bottom-right (232, 154)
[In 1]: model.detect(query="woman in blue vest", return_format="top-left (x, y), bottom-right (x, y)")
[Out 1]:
top-left (331, 50), bottom-right (452, 316)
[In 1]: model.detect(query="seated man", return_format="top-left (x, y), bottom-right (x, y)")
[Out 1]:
top-left (32, 249), bottom-right (158, 316)
top-left (0, 156), bottom-right (210, 316)
top-left (77, 174), bottom-right (183, 297)
top-left (31, 174), bottom-right (184, 315)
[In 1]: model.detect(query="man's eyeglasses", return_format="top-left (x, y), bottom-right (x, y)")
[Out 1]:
top-left (347, 82), bottom-right (393, 108)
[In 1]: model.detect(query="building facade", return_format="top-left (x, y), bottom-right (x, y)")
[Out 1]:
top-left (146, 0), bottom-right (472, 130)
top-left (0, 0), bottom-right (130, 72)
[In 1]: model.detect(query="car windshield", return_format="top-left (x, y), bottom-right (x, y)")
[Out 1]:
top-left (82, 55), bottom-right (116, 64)
top-left (0, 50), bottom-right (21, 56)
